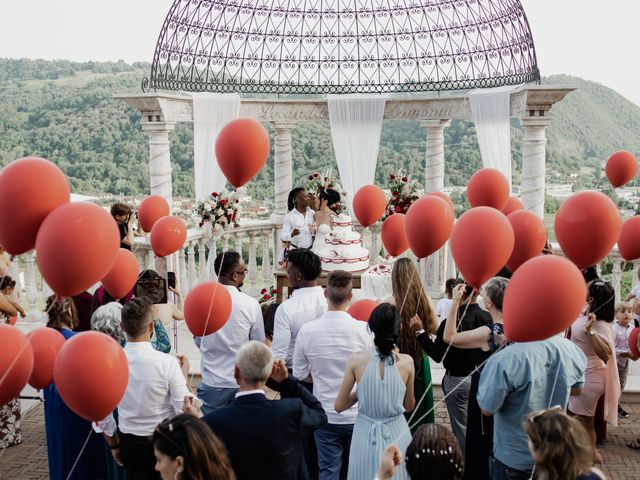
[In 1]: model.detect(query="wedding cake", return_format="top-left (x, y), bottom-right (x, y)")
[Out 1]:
top-left (316, 214), bottom-right (370, 272)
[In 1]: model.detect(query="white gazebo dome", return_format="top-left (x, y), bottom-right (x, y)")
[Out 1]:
top-left (146, 0), bottom-right (539, 94)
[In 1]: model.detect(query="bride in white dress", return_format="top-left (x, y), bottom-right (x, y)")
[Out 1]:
top-left (312, 189), bottom-right (341, 252)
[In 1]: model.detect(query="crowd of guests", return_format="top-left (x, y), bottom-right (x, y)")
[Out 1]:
top-left (0, 196), bottom-right (638, 479)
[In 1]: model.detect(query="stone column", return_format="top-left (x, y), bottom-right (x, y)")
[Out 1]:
top-left (270, 122), bottom-right (297, 225)
top-left (421, 119), bottom-right (451, 193)
top-left (421, 119), bottom-right (450, 298)
top-left (141, 118), bottom-right (176, 209)
top-left (521, 116), bottom-right (550, 218)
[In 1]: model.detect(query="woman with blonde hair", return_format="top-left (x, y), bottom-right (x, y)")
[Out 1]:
top-left (384, 257), bottom-right (438, 430)
top-left (524, 407), bottom-right (605, 479)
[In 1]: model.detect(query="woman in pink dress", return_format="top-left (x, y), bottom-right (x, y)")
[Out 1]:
top-left (568, 280), bottom-right (620, 464)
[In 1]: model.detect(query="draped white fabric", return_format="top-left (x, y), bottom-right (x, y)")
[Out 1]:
top-left (468, 86), bottom-right (517, 192)
top-left (327, 95), bottom-right (387, 218)
top-left (192, 93), bottom-right (241, 200)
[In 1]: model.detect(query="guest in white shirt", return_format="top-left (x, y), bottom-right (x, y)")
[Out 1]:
top-left (272, 248), bottom-right (327, 369)
top-left (197, 251), bottom-right (265, 414)
top-left (95, 297), bottom-right (193, 479)
top-left (281, 188), bottom-right (315, 249)
top-left (436, 278), bottom-right (460, 324)
top-left (613, 301), bottom-right (637, 418)
top-left (294, 270), bottom-right (372, 480)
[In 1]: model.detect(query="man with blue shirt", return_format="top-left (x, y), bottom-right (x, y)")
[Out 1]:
top-left (478, 335), bottom-right (587, 480)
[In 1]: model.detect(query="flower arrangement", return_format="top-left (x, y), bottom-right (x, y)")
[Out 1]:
top-left (305, 168), bottom-right (347, 213)
top-left (383, 173), bottom-right (420, 220)
top-left (258, 286), bottom-right (279, 306)
top-left (193, 190), bottom-right (240, 234)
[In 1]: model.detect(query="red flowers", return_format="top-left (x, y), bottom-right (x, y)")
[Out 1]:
top-left (395, 206), bottom-right (403, 213)
top-left (263, 294), bottom-right (270, 300)
top-left (260, 288), bottom-right (267, 294)
top-left (308, 175), bottom-right (314, 180)
top-left (220, 199), bottom-right (228, 206)
top-left (313, 173), bottom-right (320, 178)
top-left (389, 174), bottom-right (396, 180)
top-left (211, 192), bottom-right (219, 198)
top-left (391, 191), bottom-right (398, 196)
top-left (402, 177), bottom-right (408, 182)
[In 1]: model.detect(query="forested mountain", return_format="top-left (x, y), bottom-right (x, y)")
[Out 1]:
top-left (0, 58), bottom-right (638, 202)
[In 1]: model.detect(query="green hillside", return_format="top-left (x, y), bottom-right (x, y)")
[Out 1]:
top-left (0, 58), bottom-right (638, 203)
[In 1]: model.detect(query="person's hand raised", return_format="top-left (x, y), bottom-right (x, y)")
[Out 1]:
top-left (452, 283), bottom-right (466, 303)
top-left (177, 355), bottom-right (190, 377)
top-left (585, 312), bottom-right (598, 332)
top-left (409, 315), bottom-right (423, 334)
top-left (182, 395), bottom-right (203, 418)
top-left (377, 444), bottom-right (402, 480)
top-left (270, 359), bottom-right (289, 383)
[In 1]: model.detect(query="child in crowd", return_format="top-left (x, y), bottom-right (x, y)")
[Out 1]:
top-left (624, 271), bottom-right (640, 327)
top-left (613, 301), bottom-right (636, 418)
top-left (436, 278), bottom-right (459, 324)
top-left (0, 276), bottom-right (25, 320)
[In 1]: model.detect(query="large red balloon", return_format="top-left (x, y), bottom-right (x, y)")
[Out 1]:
top-left (506, 210), bottom-right (547, 272)
top-left (36, 202), bottom-right (120, 297)
top-left (348, 299), bottom-right (379, 322)
top-left (629, 328), bottom-right (640, 358)
top-left (353, 185), bottom-right (388, 227)
top-left (137, 195), bottom-right (170, 233)
top-left (0, 324), bottom-right (33, 406)
top-left (450, 207), bottom-right (514, 288)
top-left (555, 191), bottom-right (621, 268)
top-left (26, 327), bottom-right (65, 389)
top-left (502, 196), bottom-right (524, 216)
top-left (54, 331), bottom-right (128, 421)
top-left (0, 157), bottom-right (70, 255)
top-left (503, 256), bottom-right (587, 342)
top-left (405, 196), bottom-right (455, 259)
top-left (467, 168), bottom-right (510, 210)
top-left (618, 216), bottom-right (640, 261)
top-left (150, 216), bottom-right (187, 258)
top-left (102, 249), bottom-right (140, 300)
top-left (427, 191), bottom-right (455, 216)
top-left (606, 150), bottom-right (638, 188)
top-left (215, 118), bottom-right (270, 188)
top-left (184, 281), bottom-right (232, 336)
top-left (381, 214), bottom-right (409, 257)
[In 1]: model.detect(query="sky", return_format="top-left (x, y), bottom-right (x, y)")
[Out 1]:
top-left (0, 0), bottom-right (638, 105)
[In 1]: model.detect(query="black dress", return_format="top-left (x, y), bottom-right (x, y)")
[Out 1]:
top-left (118, 223), bottom-right (131, 251)
top-left (463, 323), bottom-right (508, 480)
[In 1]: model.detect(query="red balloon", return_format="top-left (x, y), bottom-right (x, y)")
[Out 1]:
top-left (618, 216), bottom-right (640, 261)
top-left (184, 281), bottom-right (232, 336)
top-left (629, 328), bottom-right (640, 358)
top-left (150, 216), bottom-right (187, 257)
top-left (467, 168), bottom-right (510, 210)
top-left (381, 214), bottom-right (409, 257)
top-left (54, 331), bottom-right (128, 421)
top-left (0, 157), bottom-right (70, 255)
top-left (503, 256), bottom-right (587, 342)
top-left (502, 196), bottom-right (524, 216)
top-left (348, 299), bottom-right (380, 322)
top-left (555, 191), bottom-right (621, 268)
top-left (353, 185), bottom-right (388, 227)
top-left (137, 195), bottom-right (170, 232)
top-left (215, 118), bottom-right (270, 188)
top-left (36, 202), bottom-right (120, 297)
top-left (606, 150), bottom-right (638, 188)
top-left (26, 327), bottom-right (65, 389)
top-left (405, 196), bottom-right (455, 259)
top-left (0, 324), bottom-right (33, 406)
top-left (506, 210), bottom-right (547, 272)
top-left (427, 191), bottom-right (455, 216)
top-left (450, 207), bottom-right (514, 288)
top-left (102, 249), bottom-right (140, 300)
top-left (8, 316), bottom-right (16, 326)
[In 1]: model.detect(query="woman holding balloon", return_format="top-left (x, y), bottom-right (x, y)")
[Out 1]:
top-left (568, 280), bottom-right (620, 465)
top-left (43, 295), bottom-right (110, 480)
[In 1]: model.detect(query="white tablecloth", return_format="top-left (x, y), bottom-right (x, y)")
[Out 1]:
top-left (361, 263), bottom-right (393, 301)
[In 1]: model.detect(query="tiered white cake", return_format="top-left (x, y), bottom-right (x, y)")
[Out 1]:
top-left (317, 214), bottom-right (370, 272)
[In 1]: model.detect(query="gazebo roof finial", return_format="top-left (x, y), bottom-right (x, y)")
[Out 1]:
top-left (145, 0), bottom-right (539, 95)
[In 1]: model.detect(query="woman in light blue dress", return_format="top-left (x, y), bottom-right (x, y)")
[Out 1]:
top-left (335, 303), bottom-right (415, 480)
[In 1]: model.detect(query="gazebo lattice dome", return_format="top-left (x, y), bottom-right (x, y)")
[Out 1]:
top-left (146, 0), bottom-right (539, 94)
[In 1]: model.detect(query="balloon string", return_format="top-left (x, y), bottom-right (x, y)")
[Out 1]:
top-left (65, 427), bottom-right (93, 480)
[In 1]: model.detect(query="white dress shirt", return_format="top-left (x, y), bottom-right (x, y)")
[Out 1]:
top-left (436, 297), bottom-right (452, 324)
top-left (293, 310), bottom-right (373, 425)
top-left (94, 342), bottom-right (191, 437)
top-left (613, 321), bottom-right (633, 369)
top-left (281, 207), bottom-right (315, 248)
top-left (271, 285), bottom-right (327, 368)
top-left (200, 285), bottom-right (265, 388)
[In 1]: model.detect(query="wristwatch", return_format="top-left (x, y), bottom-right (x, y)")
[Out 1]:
top-left (414, 329), bottom-right (425, 337)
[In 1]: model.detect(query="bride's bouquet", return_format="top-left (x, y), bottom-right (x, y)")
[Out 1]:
top-left (193, 190), bottom-right (240, 234)
top-left (383, 173), bottom-right (420, 220)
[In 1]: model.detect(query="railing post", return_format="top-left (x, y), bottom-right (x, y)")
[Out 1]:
top-left (261, 229), bottom-right (272, 291)
top-left (178, 246), bottom-right (188, 294)
top-left (247, 232), bottom-right (258, 297)
top-left (198, 238), bottom-right (207, 282)
top-left (25, 253), bottom-right (38, 313)
top-left (612, 257), bottom-right (623, 304)
top-left (187, 241), bottom-right (197, 290)
top-left (234, 232), bottom-right (243, 258)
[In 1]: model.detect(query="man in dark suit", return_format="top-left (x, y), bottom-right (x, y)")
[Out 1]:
top-left (183, 340), bottom-right (327, 480)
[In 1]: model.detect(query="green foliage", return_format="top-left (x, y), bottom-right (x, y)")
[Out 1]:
top-left (0, 59), bottom-right (638, 203)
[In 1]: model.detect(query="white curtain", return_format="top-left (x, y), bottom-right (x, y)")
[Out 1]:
top-left (328, 95), bottom-right (387, 218)
top-left (468, 86), bottom-right (517, 192)
top-left (191, 93), bottom-right (241, 200)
